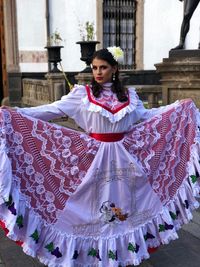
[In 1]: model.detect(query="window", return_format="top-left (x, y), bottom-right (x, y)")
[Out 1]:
top-left (103, 0), bottom-right (136, 70)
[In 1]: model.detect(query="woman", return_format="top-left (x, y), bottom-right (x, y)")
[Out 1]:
top-left (0, 47), bottom-right (200, 267)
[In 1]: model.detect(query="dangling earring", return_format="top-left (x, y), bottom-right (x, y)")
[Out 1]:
top-left (112, 73), bottom-right (115, 81)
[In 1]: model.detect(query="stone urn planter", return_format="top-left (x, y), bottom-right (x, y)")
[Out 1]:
top-left (45, 45), bottom-right (64, 72)
top-left (76, 41), bottom-right (100, 72)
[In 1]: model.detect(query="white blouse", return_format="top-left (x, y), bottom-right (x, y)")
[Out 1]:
top-left (19, 84), bottom-right (168, 134)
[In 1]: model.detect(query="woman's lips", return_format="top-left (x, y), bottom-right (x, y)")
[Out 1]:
top-left (96, 77), bottom-right (103, 80)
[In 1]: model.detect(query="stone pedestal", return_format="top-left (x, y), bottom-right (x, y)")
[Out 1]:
top-left (45, 72), bottom-right (66, 101)
top-left (155, 50), bottom-right (200, 107)
top-left (75, 72), bottom-right (93, 85)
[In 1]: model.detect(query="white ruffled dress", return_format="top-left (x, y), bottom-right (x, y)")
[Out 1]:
top-left (0, 83), bottom-right (200, 267)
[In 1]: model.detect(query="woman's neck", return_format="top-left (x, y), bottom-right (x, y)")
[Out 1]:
top-left (102, 82), bottom-right (113, 90)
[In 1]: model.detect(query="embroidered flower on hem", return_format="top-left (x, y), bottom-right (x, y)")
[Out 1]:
top-left (30, 229), bottom-right (39, 243)
top-left (184, 200), bottom-right (189, 209)
top-left (169, 211), bottom-right (178, 220)
top-left (158, 222), bottom-right (174, 232)
top-left (16, 215), bottom-right (23, 229)
top-left (72, 250), bottom-right (79, 260)
top-left (128, 243), bottom-right (139, 253)
top-left (45, 242), bottom-right (62, 258)
top-left (190, 175), bottom-right (197, 183)
top-left (5, 195), bottom-right (17, 215)
top-left (88, 248), bottom-right (101, 261)
top-left (108, 250), bottom-right (118, 260)
top-left (144, 232), bottom-right (155, 241)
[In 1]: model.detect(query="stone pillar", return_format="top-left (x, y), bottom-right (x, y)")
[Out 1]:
top-left (155, 50), bottom-right (200, 107)
top-left (45, 72), bottom-right (66, 101)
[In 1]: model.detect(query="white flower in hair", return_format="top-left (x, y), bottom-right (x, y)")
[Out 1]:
top-left (107, 46), bottom-right (124, 63)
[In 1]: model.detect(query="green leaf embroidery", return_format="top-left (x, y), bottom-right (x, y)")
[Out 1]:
top-left (128, 242), bottom-right (135, 252)
top-left (190, 175), bottom-right (197, 184)
top-left (159, 224), bottom-right (165, 232)
top-left (45, 242), bottom-right (54, 252)
top-left (16, 215), bottom-right (23, 228)
top-left (108, 250), bottom-right (116, 260)
top-left (30, 229), bottom-right (39, 243)
top-left (169, 211), bottom-right (177, 220)
top-left (88, 248), bottom-right (97, 257)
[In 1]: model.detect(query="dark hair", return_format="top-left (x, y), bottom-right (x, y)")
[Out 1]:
top-left (91, 48), bottom-right (128, 102)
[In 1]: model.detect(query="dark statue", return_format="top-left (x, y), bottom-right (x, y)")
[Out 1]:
top-left (172, 0), bottom-right (200, 50)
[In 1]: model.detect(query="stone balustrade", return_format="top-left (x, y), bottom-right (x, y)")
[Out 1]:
top-left (22, 72), bottom-right (66, 107)
top-left (22, 78), bottom-right (50, 106)
top-left (127, 85), bottom-right (162, 108)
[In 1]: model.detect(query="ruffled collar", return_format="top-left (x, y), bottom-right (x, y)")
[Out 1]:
top-left (82, 85), bottom-right (139, 123)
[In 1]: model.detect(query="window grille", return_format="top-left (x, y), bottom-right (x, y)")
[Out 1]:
top-left (103, 0), bottom-right (136, 70)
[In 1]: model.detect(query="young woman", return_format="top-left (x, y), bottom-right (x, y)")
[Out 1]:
top-left (0, 47), bottom-right (200, 267)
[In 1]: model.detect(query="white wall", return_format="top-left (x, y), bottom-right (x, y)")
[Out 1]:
top-left (49, 0), bottom-right (97, 72)
top-left (143, 0), bottom-right (200, 69)
top-left (143, 0), bottom-right (183, 69)
top-left (16, 0), bottom-right (97, 72)
top-left (16, 0), bottom-right (200, 72)
top-left (16, 0), bottom-right (48, 72)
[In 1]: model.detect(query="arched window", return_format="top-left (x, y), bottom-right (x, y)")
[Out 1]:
top-left (103, 0), bottom-right (136, 70)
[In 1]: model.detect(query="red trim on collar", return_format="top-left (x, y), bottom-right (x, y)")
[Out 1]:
top-left (85, 85), bottom-right (130, 114)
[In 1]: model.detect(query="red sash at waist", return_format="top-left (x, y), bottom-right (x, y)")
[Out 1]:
top-left (89, 132), bottom-right (125, 142)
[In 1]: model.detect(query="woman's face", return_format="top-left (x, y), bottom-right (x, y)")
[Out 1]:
top-left (91, 58), bottom-right (117, 85)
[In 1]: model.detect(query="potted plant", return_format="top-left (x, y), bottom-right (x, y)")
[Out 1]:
top-left (76, 21), bottom-right (100, 73)
top-left (45, 30), bottom-right (64, 72)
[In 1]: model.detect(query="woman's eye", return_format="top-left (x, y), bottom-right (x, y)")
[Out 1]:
top-left (92, 66), bottom-right (97, 70)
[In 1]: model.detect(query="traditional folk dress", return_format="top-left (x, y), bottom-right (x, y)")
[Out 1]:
top-left (0, 83), bottom-right (200, 267)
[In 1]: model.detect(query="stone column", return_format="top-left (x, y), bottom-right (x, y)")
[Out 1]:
top-left (155, 50), bottom-right (200, 107)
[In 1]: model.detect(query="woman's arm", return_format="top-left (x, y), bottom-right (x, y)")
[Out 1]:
top-left (135, 99), bottom-right (168, 121)
top-left (18, 85), bottom-right (86, 121)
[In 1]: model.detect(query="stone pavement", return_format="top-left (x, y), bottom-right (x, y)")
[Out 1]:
top-left (0, 211), bottom-right (200, 267)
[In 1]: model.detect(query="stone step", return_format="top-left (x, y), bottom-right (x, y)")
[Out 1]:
top-left (182, 208), bottom-right (200, 239)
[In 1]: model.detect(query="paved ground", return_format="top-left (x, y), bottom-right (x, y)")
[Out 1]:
top-left (0, 210), bottom-right (200, 267)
